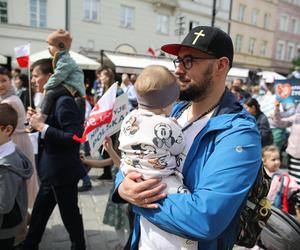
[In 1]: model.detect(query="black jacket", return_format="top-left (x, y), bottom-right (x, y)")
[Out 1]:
top-left (38, 95), bottom-right (85, 186)
top-left (256, 112), bottom-right (273, 147)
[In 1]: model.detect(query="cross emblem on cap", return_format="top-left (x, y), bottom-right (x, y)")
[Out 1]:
top-left (192, 30), bottom-right (205, 45)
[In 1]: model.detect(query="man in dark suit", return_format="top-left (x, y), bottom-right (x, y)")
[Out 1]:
top-left (23, 59), bottom-right (86, 250)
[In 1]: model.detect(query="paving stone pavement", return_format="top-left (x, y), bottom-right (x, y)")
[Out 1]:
top-left (38, 169), bottom-right (126, 250)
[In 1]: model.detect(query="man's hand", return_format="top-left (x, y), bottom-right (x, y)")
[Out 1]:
top-left (29, 110), bottom-right (45, 132)
top-left (118, 172), bottom-right (167, 209)
top-left (26, 107), bottom-right (37, 121)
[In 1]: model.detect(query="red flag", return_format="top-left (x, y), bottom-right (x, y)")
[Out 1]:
top-left (14, 44), bottom-right (30, 68)
top-left (147, 47), bottom-right (156, 58)
top-left (73, 83), bottom-right (118, 143)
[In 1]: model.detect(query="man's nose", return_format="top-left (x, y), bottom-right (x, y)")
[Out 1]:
top-left (175, 65), bottom-right (187, 77)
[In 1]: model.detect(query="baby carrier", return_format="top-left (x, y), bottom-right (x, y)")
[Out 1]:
top-left (260, 206), bottom-right (300, 250)
top-left (259, 172), bottom-right (300, 249)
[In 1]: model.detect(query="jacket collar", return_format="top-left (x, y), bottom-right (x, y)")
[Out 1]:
top-left (172, 88), bottom-right (244, 126)
top-left (52, 50), bottom-right (69, 68)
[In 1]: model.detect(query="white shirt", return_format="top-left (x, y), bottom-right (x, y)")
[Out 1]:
top-left (176, 107), bottom-right (214, 172)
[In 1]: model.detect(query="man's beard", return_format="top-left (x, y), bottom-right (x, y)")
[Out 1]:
top-left (179, 66), bottom-right (213, 102)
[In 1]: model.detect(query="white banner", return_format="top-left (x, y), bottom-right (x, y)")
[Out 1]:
top-left (88, 93), bottom-right (129, 157)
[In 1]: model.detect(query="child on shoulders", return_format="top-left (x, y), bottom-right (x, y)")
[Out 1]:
top-left (40, 29), bottom-right (85, 119)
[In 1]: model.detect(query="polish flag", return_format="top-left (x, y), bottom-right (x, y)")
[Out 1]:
top-left (14, 44), bottom-right (30, 68)
top-left (147, 47), bottom-right (156, 58)
top-left (73, 82), bottom-right (118, 143)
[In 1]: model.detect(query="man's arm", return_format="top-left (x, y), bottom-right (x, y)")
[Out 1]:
top-left (122, 125), bottom-right (261, 240)
top-left (30, 97), bottom-right (82, 147)
top-left (112, 170), bottom-right (167, 207)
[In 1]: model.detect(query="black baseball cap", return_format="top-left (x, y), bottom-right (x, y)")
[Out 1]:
top-left (161, 26), bottom-right (234, 68)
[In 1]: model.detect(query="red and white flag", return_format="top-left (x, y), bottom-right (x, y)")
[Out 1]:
top-left (73, 82), bottom-right (118, 143)
top-left (14, 44), bottom-right (30, 68)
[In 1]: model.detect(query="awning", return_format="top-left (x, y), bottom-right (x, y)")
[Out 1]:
top-left (257, 71), bottom-right (287, 82)
top-left (0, 54), bottom-right (7, 64)
top-left (228, 67), bottom-right (249, 78)
top-left (103, 51), bottom-right (174, 74)
top-left (29, 50), bottom-right (100, 70)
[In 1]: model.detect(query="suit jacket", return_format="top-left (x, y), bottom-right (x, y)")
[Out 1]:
top-left (38, 95), bottom-right (85, 186)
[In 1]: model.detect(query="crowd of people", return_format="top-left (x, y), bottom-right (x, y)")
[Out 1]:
top-left (0, 25), bottom-right (299, 250)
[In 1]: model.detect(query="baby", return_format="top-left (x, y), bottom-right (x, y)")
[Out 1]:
top-left (118, 65), bottom-right (196, 250)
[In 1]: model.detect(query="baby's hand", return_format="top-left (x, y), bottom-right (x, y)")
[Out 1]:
top-left (102, 136), bottom-right (113, 152)
top-left (171, 117), bottom-right (179, 125)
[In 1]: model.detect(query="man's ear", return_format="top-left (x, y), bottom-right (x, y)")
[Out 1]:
top-left (215, 57), bottom-right (230, 74)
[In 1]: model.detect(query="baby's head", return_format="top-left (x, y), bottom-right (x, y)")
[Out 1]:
top-left (47, 29), bottom-right (72, 56)
top-left (135, 65), bottom-right (179, 115)
top-left (0, 103), bottom-right (18, 145)
top-left (262, 145), bottom-right (281, 176)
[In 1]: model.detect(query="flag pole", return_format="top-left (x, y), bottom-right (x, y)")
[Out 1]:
top-left (27, 42), bottom-right (32, 108)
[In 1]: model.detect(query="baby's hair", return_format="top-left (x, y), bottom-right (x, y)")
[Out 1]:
top-left (0, 103), bottom-right (18, 135)
top-left (134, 65), bottom-right (177, 95)
top-left (262, 145), bottom-right (279, 159)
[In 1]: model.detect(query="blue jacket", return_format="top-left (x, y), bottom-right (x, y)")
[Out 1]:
top-left (44, 50), bottom-right (86, 97)
top-left (113, 89), bottom-right (262, 250)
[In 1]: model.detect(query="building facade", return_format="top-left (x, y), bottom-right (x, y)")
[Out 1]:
top-left (0, 0), bottom-right (230, 67)
top-left (71, 0), bottom-right (230, 59)
top-left (0, 0), bottom-right (65, 65)
top-left (4, 0), bottom-right (299, 75)
top-left (272, 0), bottom-right (300, 74)
top-left (230, 0), bottom-right (278, 71)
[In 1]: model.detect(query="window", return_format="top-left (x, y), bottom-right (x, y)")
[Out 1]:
top-left (287, 43), bottom-right (295, 61)
top-left (248, 37), bottom-right (256, 55)
top-left (235, 34), bottom-right (243, 53)
top-left (156, 14), bottom-right (169, 35)
top-left (260, 40), bottom-right (268, 56)
top-left (120, 5), bottom-right (134, 28)
top-left (217, 0), bottom-right (225, 9)
top-left (263, 13), bottom-right (270, 29)
top-left (276, 41), bottom-right (285, 60)
top-left (251, 9), bottom-right (259, 26)
top-left (297, 46), bottom-right (300, 57)
top-left (279, 14), bottom-right (288, 31)
top-left (83, 0), bottom-right (100, 21)
top-left (238, 4), bottom-right (246, 22)
top-left (189, 20), bottom-right (199, 31)
top-left (0, 0), bottom-right (7, 23)
top-left (30, 0), bottom-right (47, 28)
top-left (290, 17), bottom-right (298, 34)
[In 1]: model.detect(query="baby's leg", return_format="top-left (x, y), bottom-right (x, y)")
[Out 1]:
top-left (40, 85), bottom-right (70, 117)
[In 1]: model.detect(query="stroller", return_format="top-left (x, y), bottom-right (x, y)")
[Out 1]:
top-left (259, 173), bottom-right (300, 250)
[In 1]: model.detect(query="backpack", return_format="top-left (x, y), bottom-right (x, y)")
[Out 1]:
top-left (235, 165), bottom-right (272, 247)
